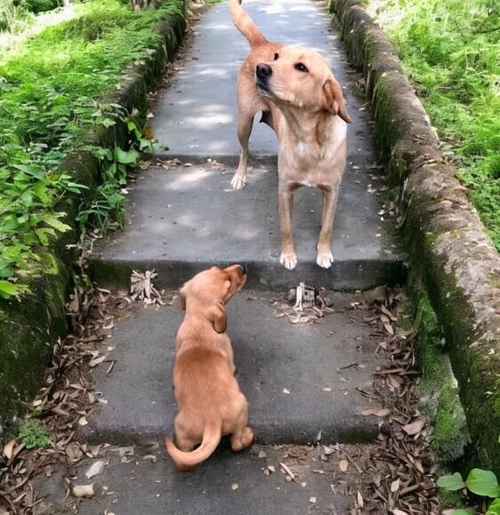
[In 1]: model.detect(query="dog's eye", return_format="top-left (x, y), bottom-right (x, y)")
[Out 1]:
top-left (294, 62), bottom-right (308, 73)
top-left (273, 53), bottom-right (279, 61)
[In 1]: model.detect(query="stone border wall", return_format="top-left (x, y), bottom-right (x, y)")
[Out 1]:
top-left (0, 8), bottom-right (186, 438)
top-left (330, 0), bottom-right (500, 473)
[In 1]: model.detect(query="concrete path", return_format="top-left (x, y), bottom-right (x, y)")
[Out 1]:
top-left (85, 292), bottom-right (382, 445)
top-left (82, 1), bottom-right (404, 513)
top-left (90, 0), bottom-right (405, 290)
top-left (38, 443), bottom-right (361, 514)
top-left (152, 0), bottom-right (372, 159)
top-left (91, 161), bottom-right (404, 290)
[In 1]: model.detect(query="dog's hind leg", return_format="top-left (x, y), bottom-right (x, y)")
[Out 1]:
top-left (231, 113), bottom-right (254, 190)
top-left (230, 400), bottom-right (254, 451)
top-left (231, 426), bottom-right (254, 451)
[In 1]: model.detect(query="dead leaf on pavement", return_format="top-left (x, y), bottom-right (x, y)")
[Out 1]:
top-left (402, 418), bottom-right (426, 436)
top-left (279, 462), bottom-right (296, 481)
top-left (65, 442), bottom-right (83, 464)
top-left (356, 491), bottom-right (364, 508)
top-left (2, 439), bottom-right (16, 460)
top-left (85, 460), bottom-right (105, 479)
top-left (338, 459), bottom-right (349, 472)
top-left (89, 354), bottom-right (108, 368)
top-left (72, 484), bottom-right (95, 498)
top-left (361, 408), bottom-right (391, 417)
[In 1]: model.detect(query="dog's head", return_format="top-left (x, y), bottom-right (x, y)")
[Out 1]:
top-left (255, 46), bottom-right (352, 123)
top-left (179, 265), bottom-right (247, 333)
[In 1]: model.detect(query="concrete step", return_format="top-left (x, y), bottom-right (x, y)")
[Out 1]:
top-left (38, 443), bottom-right (359, 514)
top-left (84, 291), bottom-right (384, 446)
top-left (90, 0), bottom-right (405, 291)
top-left (90, 158), bottom-right (404, 291)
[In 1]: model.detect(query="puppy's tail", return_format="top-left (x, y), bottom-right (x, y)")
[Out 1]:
top-left (229, 0), bottom-right (268, 48)
top-left (166, 418), bottom-right (222, 469)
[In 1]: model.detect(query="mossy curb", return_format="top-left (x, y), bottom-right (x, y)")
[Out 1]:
top-left (330, 0), bottom-right (500, 473)
top-left (411, 279), bottom-right (470, 464)
top-left (0, 7), bottom-right (186, 440)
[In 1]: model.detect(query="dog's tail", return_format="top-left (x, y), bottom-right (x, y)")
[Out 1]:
top-left (165, 418), bottom-right (222, 469)
top-left (229, 0), bottom-right (268, 48)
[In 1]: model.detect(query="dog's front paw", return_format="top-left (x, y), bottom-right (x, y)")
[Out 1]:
top-left (231, 172), bottom-right (247, 190)
top-left (316, 249), bottom-right (334, 269)
top-left (280, 250), bottom-right (298, 270)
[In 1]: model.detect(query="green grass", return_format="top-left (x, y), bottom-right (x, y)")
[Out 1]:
top-left (370, 0), bottom-right (500, 250)
top-left (0, 0), bottom-right (182, 298)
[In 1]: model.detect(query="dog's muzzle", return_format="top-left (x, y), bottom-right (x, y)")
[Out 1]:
top-left (256, 63), bottom-right (272, 91)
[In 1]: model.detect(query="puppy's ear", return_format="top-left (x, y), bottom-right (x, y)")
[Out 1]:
top-left (322, 77), bottom-right (352, 123)
top-left (210, 301), bottom-right (227, 334)
top-left (177, 284), bottom-right (187, 311)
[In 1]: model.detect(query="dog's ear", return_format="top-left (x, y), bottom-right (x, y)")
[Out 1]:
top-left (322, 77), bottom-right (352, 123)
top-left (209, 301), bottom-right (227, 334)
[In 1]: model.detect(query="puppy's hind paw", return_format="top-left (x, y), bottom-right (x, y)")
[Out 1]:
top-left (280, 251), bottom-right (298, 270)
top-left (316, 250), bottom-right (334, 269)
top-left (231, 173), bottom-right (247, 190)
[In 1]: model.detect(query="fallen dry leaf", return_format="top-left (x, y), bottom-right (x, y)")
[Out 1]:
top-left (339, 459), bottom-right (349, 472)
top-left (383, 322), bottom-right (394, 335)
top-left (85, 460), bottom-right (105, 479)
top-left (89, 354), bottom-right (108, 368)
top-left (361, 408), bottom-right (391, 417)
top-left (402, 418), bottom-right (426, 436)
top-left (72, 484), bottom-right (95, 498)
top-left (2, 439), bottom-right (16, 460)
top-left (65, 442), bottom-right (83, 463)
top-left (280, 462), bottom-right (296, 481)
top-left (391, 478), bottom-right (400, 492)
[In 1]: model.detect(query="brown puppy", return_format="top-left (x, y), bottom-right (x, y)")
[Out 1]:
top-left (165, 265), bottom-right (254, 470)
top-left (230, 0), bottom-right (352, 270)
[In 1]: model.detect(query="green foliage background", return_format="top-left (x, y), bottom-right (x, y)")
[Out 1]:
top-left (373, 0), bottom-right (500, 250)
top-left (0, 0), bottom-right (182, 298)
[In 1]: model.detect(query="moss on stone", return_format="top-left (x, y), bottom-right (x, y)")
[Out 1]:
top-left (412, 288), bottom-right (470, 463)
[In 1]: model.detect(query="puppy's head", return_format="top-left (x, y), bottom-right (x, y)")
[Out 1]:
top-left (179, 264), bottom-right (247, 308)
top-left (179, 265), bottom-right (247, 333)
top-left (255, 46), bottom-right (352, 123)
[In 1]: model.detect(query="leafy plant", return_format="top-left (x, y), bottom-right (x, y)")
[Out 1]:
top-left (18, 419), bottom-right (51, 449)
top-left (372, 0), bottom-right (500, 250)
top-left (438, 468), bottom-right (500, 514)
top-left (0, 0), bottom-right (183, 298)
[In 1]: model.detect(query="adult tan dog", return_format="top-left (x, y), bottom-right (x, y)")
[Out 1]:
top-left (165, 265), bottom-right (254, 470)
top-left (230, 0), bottom-right (352, 270)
